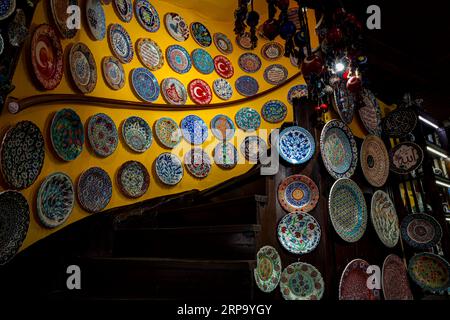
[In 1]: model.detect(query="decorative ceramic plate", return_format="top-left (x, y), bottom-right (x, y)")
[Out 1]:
top-left (254, 246), bottom-right (281, 293)
top-left (190, 22), bottom-right (212, 47)
top-left (278, 212), bottom-right (321, 255)
top-left (213, 79), bottom-right (233, 101)
top-left (181, 115), bottom-right (208, 145)
top-left (86, 0), bottom-right (106, 40)
top-left (37, 172), bottom-right (74, 228)
top-left (50, 0), bottom-right (78, 38)
top-left (31, 24), bottom-right (63, 90)
top-left (360, 135), bottom-right (389, 187)
top-left (122, 116), bottom-right (152, 152)
top-left (188, 79), bottom-right (212, 105)
top-left (278, 126), bottom-right (315, 165)
top-left (154, 117), bottom-right (182, 148)
top-left (382, 254), bottom-right (414, 300)
top-left (69, 42), bottom-right (97, 93)
top-left (408, 252), bottom-right (450, 293)
top-left (137, 38), bottom-right (164, 71)
top-left (240, 136), bottom-right (267, 162)
top-left (191, 48), bottom-right (214, 74)
top-left (382, 108), bottom-right (417, 138)
top-left (329, 178), bottom-right (367, 243)
top-left (235, 107), bottom-right (261, 132)
top-left (211, 114), bottom-right (235, 141)
top-left (213, 33), bottom-right (233, 55)
top-left (161, 78), bottom-right (187, 105)
top-left (131, 67), bottom-right (160, 102)
top-left (287, 84), bottom-right (308, 105)
top-left (214, 142), bottom-right (238, 169)
top-left (280, 262), bottom-right (324, 300)
top-left (135, 0), bottom-right (160, 32)
top-left (1, 121), bottom-right (44, 189)
top-left (320, 119), bottom-right (358, 179)
top-left (102, 56), bottom-right (125, 90)
top-left (264, 64), bottom-right (288, 85)
top-left (77, 167), bottom-right (112, 213)
top-left (235, 76), bottom-right (259, 97)
top-left (278, 175), bottom-right (319, 213)
top-left (236, 32), bottom-right (252, 50)
top-left (214, 55), bottom-right (234, 79)
top-left (371, 190), bottom-right (400, 248)
top-left (109, 24), bottom-right (134, 64)
top-left (400, 213), bottom-right (442, 249)
top-left (333, 81), bottom-right (354, 124)
top-left (238, 53), bottom-right (262, 73)
top-left (166, 45), bottom-right (192, 74)
top-left (339, 259), bottom-right (380, 300)
top-left (87, 113), bottom-right (118, 157)
top-left (359, 89), bottom-right (382, 136)
top-left (261, 42), bottom-right (284, 61)
top-left (155, 153), bottom-right (183, 185)
top-left (261, 100), bottom-right (287, 123)
top-left (165, 12), bottom-right (189, 41)
top-left (0, 0), bottom-right (15, 21)
top-left (184, 148), bottom-right (211, 179)
top-left (0, 191), bottom-right (29, 265)
top-left (389, 142), bottom-right (423, 174)
top-left (117, 160), bottom-right (150, 198)
top-left (51, 109), bottom-right (84, 161)
top-left (114, 0), bottom-right (133, 22)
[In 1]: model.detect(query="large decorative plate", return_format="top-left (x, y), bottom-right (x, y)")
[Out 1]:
top-left (165, 12), bottom-right (189, 41)
top-left (264, 64), bottom-right (288, 85)
top-left (184, 148), bottom-right (211, 179)
top-left (278, 126), bottom-right (315, 165)
top-left (339, 259), bottom-right (380, 300)
top-left (155, 153), bottom-right (183, 185)
top-left (400, 213), bottom-right (442, 249)
top-left (320, 119), bottom-right (358, 179)
top-left (254, 246), bottom-right (281, 293)
top-left (214, 55), bottom-right (234, 79)
top-left (161, 78), bottom-right (187, 105)
top-left (287, 84), bottom-right (308, 105)
top-left (166, 45), bottom-right (192, 74)
top-left (333, 80), bottom-right (354, 124)
top-left (135, 0), bottom-right (160, 32)
top-left (240, 136), bottom-right (267, 162)
top-left (214, 142), bottom-right (238, 169)
top-left (261, 100), bottom-right (287, 123)
top-left (358, 89), bottom-right (382, 136)
top-left (278, 175), bottom-right (319, 213)
top-left (0, 191), bottom-right (29, 265)
top-left (382, 108), bottom-right (417, 138)
top-left (102, 56), bottom-right (125, 90)
top-left (188, 79), bottom-right (212, 105)
top-left (117, 160), bottom-right (150, 198)
top-left (236, 32), bottom-right (252, 50)
top-left (77, 167), bottom-right (112, 213)
top-left (87, 113), bottom-right (118, 157)
top-left (31, 24), bottom-right (63, 90)
top-left (235, 76), bottom-right (259, 97)
top-left (238, 53), bottom-right (262, 73)
top-left (0, 0), bottom-right (15, 21)
top-left (235, 107), bottom-right (261, 132)
top-left (261, 42), bottom-right (284, 61)
top-left (86, 0), bottom-right (106, 40)
top-left (408, 252), bottom-right (450, 293)
top-left (190, 22), bottom-right (212, 47)
top-left (329, 178), bottom-right (367, 243)
top-left (114, 0), bottom-right (133, 22)
top-left (360, 135), bottom-right (389, 187)
top-left (280, 262), bottom-right (324, 300)
top-left (191, 48), bottom-right (214, 74)
top-left (122, 116), bottom-right (152, 152)
top-left (69, 42), bottom-right (97, 93)
top-left (51, 109), bottom-right (84, 161)
top-left (277, 212), bottom-right (321, 254)
top-left (155, 117), bottom-right (182, 148)
top-left (371, 190), bottom-right (400, 248)
top-left (37, 172), bottom-right (74, 228)
top-left (109, 24), bottom-right (134, 64)
top-left (211, 114), bottom-right (235, 141)
top-left (137, 38), bottom-right (164, 71)
top-left (213, 33), bottom-right (233, 55)
top-left (389, 142), bottom-right (423, 174)
top-left (50, 0), bottom-right (78, 38)
top-left (181, 115), bottom-right (208, 145)
top-left (213, 79), bottom-right (233, 101)
top-left (382, 254), bottom-right (414, 300)
top-left (131, 67), bottom-right (160, 102)
top-left (1, 121), bottom-right (44, 189)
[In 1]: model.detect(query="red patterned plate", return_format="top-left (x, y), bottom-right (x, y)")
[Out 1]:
top-left (382, 254), bottom-right (413, 300)
top-left (188, 79), bottom-right (212, 105)
top-left (214, 55), bottom-right (234, 79)
top-left (339, 259), bottom-right (380, 300)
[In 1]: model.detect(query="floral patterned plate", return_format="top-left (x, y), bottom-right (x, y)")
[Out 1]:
top-left (261, 100), bottom-right (287, 123)
top-left (235, 107), bottom-right (261, 132)
top-left (191, 48), bottom-right (214, 74)
top-left (109, 23), bottom-right (134, 63)
top-left (287, 84), bottom-right (308, 105)
top-left (360, 135), bottom-right (389, 187)
top-left (339, 259), bottom-right (380, 300)
top-left (184, 148), bottom-right (211, 179)
top-left (117, 160), bottom-right (150, 198)
top-left (400, 213), bottom-right (442, 250)
top-left (188, 79), bottom-right (212, 105)
top-left (277, 212), bottom-right (321, 254)
top-left (181, 115), bottom-right (208, 145)
top-left (190, 22), bottom-right (212, 47)
top-left (358, 89), bottom-right (382, 136)
top-left (214, 142), bottom-right (238, 169)
top-left (166, 45), bottom-right (192, 74)
top-left (211, 114), bottom-right (235, 141)
top-left (235, 76), bottom-right (259, 97)
top-left (240, 136), bottom-right (267, 162)
top-left (69, 42), bottom-right (97, 93)
top-left (238, 53), bottom-right (261, 73)
top-left (408, 252), bottom-right (450, 294)
top-left (214, 55), bottom-right (234, 79)
top-left (278, 174), bottom-right (319, 213)
top-left (165, 12), bottom-right (189, 41)
top-left (114, 0), bottom-right (133, 22)
top-left (102, 56), bottom-right (125, 90)
top-left (137, 38), bottom-right (164, 71)
top-left (154, 117), bottom-right (182, 148)
top-left (135, 0), bottom-right (160, 32)
top-left (389, 142), bottom-right (423, 174)
top-left (370, 190), bottom-right (400, 248)
top-left (77, 167), bottom-right (112, 213)
top-left (155, 153), bottom-right (183, 185)
top-left (131, 67), bottom-right (160, 102)
top-left (213, 33), bottom-right (233, 55)
top-left (161, 78), bottom-right (187, 105)
top-left (213, 79), bottom-right (233, 101)
top-left (51, 109), bottom-right (84, 161)
top-left (382, 254), bottom-right (414, 300)
top-left (278, 126), bottom-right (315, 165)
top-left (122, 116), bottom-right (152, 152)
top-left (254, 246), bottom-right (281, 293)
top-left (280, 262), bottom-right (324, 300)
top-left (87, 113), bottom-right (118, 157)
top-left (86, 0), bottom-right (106, 40)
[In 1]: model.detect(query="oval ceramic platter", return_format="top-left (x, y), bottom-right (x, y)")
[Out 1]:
top-left (264, 64), bottom-right (288, 85)
top-left (370, 190), bottom-right (400, 248)
top-left (165, 12), bottom-right (189, 41)
top-left (154, 117), bottom-right (182, 148)
top-left (166, 45), bottom-right (192, 74)
top-left (235, 107), bottom-right (261, 132)
top-left (214, 55), bottom-right (234, 79)
top-left (214, 142), bottom-right (238, 169)
top-left (86, 0), bottom-right (106, 40)
top-left (408, 252), bottom-right (450, 294)
top-left (400, 213), bottom-right (442, 249)
top-left (51, 109), bottom-right (84, 161)
top-left (333, 80), bottom-right (354, 125)
top-left (358, 89), bottom-right (382, 136)
top-left (277, 212), bottom-right (321, 254)
top-left (155, 152), bottom-right (183, 186)
top-left (278, 126), bottom-right (315, 165)
top-left (261, 42), bottom-right (284, 61)
top-left (210, 114), bottom-right (235, 141)
top-left (280, 262), bottom-right (324, 300)
top-left (389, 142), bottom-right (424, 174)
top-left (254, 246), bottom-right (281, 293)
top-left (339, 259), bottom-right (380, 300)
top-left (181, 115), bottom-right (208, 145)
top-left (382, 108), bottom-right (417, 138)
top-left (135, 0), bottom-right (160, 32)
top-left (117, 160), bottom-right (150, 198)
top-left (382, 254), bottom-right (414, 300)
top-left (109, 23), bottom-right (134, 64)
top-left (122, 116), bottom-right (152, 152)
top-left (69, 42), bottom-right (97, 93)
top-left (131, 67), bottom-right (160, 102)
top-left (238, 53), bottom-right (261, 73)
top-left (261, 100), bottom-right (287, 123)
top-left (240, 136), bottom-right (267, 162)
top-left (213, 33), bottom-right (233, 55)
top-left (77, 167), bottom-right (112, 213)
top-left (102, 56), bottom-right (125, 90)
top-left (50, 0), bottom-right (79, 39)
top-left (278, 174), bottom-right (319, 213)
top-left (191, 48), bottom-right (214, 74)
top-left (113, 0), bottom-right (133, 22)
top-left (87, 113), bottom-right (118, 157)
top-left (235, 76), bottom-right (259, 97)
top-left (213, 79), bottom-right (233, 101)
top-left (188, 79), bottom-right (212, 105)
top-left (360, 135), bottom-right (389, 187)
top-left (190, 22), bottom-right (212, 47)
top-left (184, 148), bottom-right (211, 179)
top-left (136, 38), bottom-right (164, 71)
top-left (161, 78), bottom-right (187, 105)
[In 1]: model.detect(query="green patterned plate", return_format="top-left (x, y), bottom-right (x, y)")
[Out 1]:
top-left (154, 117), bottom-right (182, 149)
top-left (280, 262), bottom-right (324, 300)
top-left (254, 246), bottom-right (281, 293)
top-left (117, 160), bottom-right (150, 198)
top-left (51, 109), bottom-right (84, 161)
top-left (122, 116), bottom-right (152, 153)
top-left (408, 252), bottom-right (450, 294)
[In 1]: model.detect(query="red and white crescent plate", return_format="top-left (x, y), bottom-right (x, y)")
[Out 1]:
top-left (214, 55), bottom-right (234, 79)
top-left (188, 79), bottom-right (212, 105)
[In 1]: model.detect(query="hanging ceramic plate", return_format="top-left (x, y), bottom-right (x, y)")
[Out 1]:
top-left (131, 67), bottom-right (160, 102)
top-left (114, 0), bottom-right (133, 22)
top-left (261, 100), bottom-right (287, 123)
top-left (278, 126), bottom-right (315, 165)
top-left (165, 12), bottom-right (189, 42)
top-left (277, 212), bottom-right (321, 254)
top-left (184, 148), bottom-right (211, 179)
top-left (320, 119), bottom-right (358, 179)
top-left (181, 115), bottom-right (208, 145)
top-left (190, 22), bottom-right (212, 47)
top-left (109, 24), bottom-right (134, 64)
top-left (87, 113), bottom-right (119, 157)
top-left (278, 174), bottom-right (319, 213)
top-left (31, 24), bottom-right (64, 90)
top-left (400, 213), bottom-right (442, 249)
top-left (382, 108), bottom-right (417, 138)
top-left (389, 142), bottom-right (423, 174)
top-left (280, 262), bottom-right (324, 300)
top-left (339, 259), bottom-right (380, 300)
top-left (213, 79), bottom-right (233, 101)
top-left (102, 56), bottom-right (125, 90)
top-left (51, 109), bottom-right (84, 161)
top-left (264, 64), bottom-right (288, 85)
top-left (117, 160), bottom-right (150, 198)
top-left (86, 0), bottom-right (106, 40)
top-left (333, 80), bottom-right (354, 124)
top-left (135, 0), bottom-right (160, 32)
top-left (213, 33), bottom-right (233, 55)
top-left (371, 190), bottom-right (400, 248)
top-left (37, 172), bottom-right (74, 228)
top-left (236, 32), bottom-right (252, 50)
top-left (155, 153), bottom-right (183, 185)
top-left (360, 135), bottom-right (389, 187)
top-left (359, 89), bottom-right (382, 136)
top-left (254, 246), bottom-right (281, 293)
top-left (211, 114), bottom-right (235, 141)
top-left (214, 55), bottom-right (234, 79)
top-left (191, 48), bottom-right (214, 75)
top-left (408, 253), bottom-right (450, 293)
top-left (166, 45), bottom-right (192, 74)
top-left (261, 42), bottom-right (284, 61)
top-left (122, 116), bottom-right (152, 153)
top-left (287, 84), bottom-right (308, 105)
top-left (0, 191), bottom-right (29, 265)
top-left (137, 38), bottom-right (164, 71)
top-left (214, 142), bottom-right (238, 169)
top-left (161, 77), bottom-right (187, 105)
top-left (69, 42), bottom-right (97, 93)
top-left (235, 107), bottom-right (261, 132)
top-left (0, 0), bottom-right (15, 21)
top-left (240, 136), bottom-right (267, 162)
top-left (77, 167), bottom-right (112, 213)
top-left (188, 79), bottom-right (212, 105)
top-left (382, 254), bottom-right (414, 300)
top-left (235, 76), bottom-right (259, 97)
top-left (50, 0), bottom-right (78, 38)
top-left (155, 117), bottom-right (182, 148)
top-left (329, 178), bottom-right (367, 243)
top-left (238, 53), bottom-right (262, 73)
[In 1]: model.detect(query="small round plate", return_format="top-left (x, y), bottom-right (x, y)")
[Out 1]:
top-left (155, 153), bottom-right (183, 185)
top-left (191, 48), bottom-right (214, 74)
top-left (135, 0), bottom-right (160, 32)
top-left (77, 167), bottom-right (112, 213)
top-left (236, 32), bottom-right (253, 50)
top-left (389, 142), bottom-right (423, 175)
top-left (87, 113), bottom-right (119, 157)
top-left (254, 246), bottom-right (281, 293)
top-left (51, 109), bottom-right (84, 161)
top-left (184, 148), bottom-right (211, 179)
top-left (102, 56), bottom-right (125, 90)
top-left (359, 89), bottom-right (382, 136)
top-left (109, 23), bottom-right (134, 64)
top-left (339, 259), bottom-right (380, 300)
top-left (287, 84), bottom-right (308, 105)
top-left (117, 160), bottom-right (150, 198)
top-left (122, 116), bottom-right (152, 152)
top-left (165, 12), bottom-right (189, 41)
top-left (214, 55), bottom-right (234, 79)
top-left (408, 253), bottom-right (450, 294)
top-left (181, 115), bottom-right (208, 145)
top-left (235, 76), bottom-right (259, 97)
top-left (400, 213), bottom-right (442, 249)
top-left (240, 136), bottom-right (267, 162)
top-left (277, 212), bottom-right (321, 254)
top-left (131, 67), bottom-right (160, 102)
top-left (166, 45), bottom-right (192, 74)
top-left (114, 0), bottom-right (132, 22)
top-left (161, 77), bottom-right (187, 105)
top-left (235, 107), bottom-right (261, 132)
top-left (154, 117), bottom-right (182, 148)
top-left (261, 42), bottom-right (284, 61)
top-left (382, 254), bottom-right (414, 300)
top-left (371, 190), bottom-right (400, 248)
top-left (264, 64), bottom-right (288, 85)
top-left (50, 0), bottom-right (78, 39)
top-left (360, 135), bottom-right (389, 187)
top-left (211, 114), bottom-right (235, 141)
top-left (278, 174), bottom-right (319, 213)
top-left (214, 142), bottom-right (238, 169)
top-left (261, 100), bottom-right (287, 123)
top-left (238, 53), bottom-right (262, 73)
top-left (213, 33), bottom-right (233, 55)
top-left (333, 80), bottom-right (354, 124)
top-left (188, 79), bottom-right (212, 105)
top-left (213, 79), bottom-right (233, 101)
top-left (190, 22), bottom-right (212, 47)
top-left (137, 38), bottom-right (164, 71)
top-left (86, 0), bottom-right (106, 40)
top-left (278, 126), bottom-right (315, 165)
top-left (280, 262), bottom-right (324, 300)
top-left (69, 42), bottom-right (97, 93)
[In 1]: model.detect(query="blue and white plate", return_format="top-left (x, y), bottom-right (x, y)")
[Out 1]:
top-left (181, 115), bottom-right (208, 145)
top-left (191, 48), bottom-right (214, 74)
top-left (131, 68), bottom-right (159, 102)
top-left (240, 136), bottom-right (267, 162)
top-left (155, 152), bottom-right (183, 185)
top-left (278, 126), bottom-right (315, 165)
top-left (261, 100), bottom-right (287, 123)
top-left (109, 23), bottom-right (134, 63)
top-left (235, 76), bottom-right (259, 97)
top-left (213, 79), bottom-right (233, 100)
top-left (235, 107), bottom-right (261, 132)
top-left (166, 45), bottom-right (192, 74)
top-left (287, 84), bottom-right (308, 105)
top-left (211, 114), bottom-right (235, 141)
top-left (114, 0), bottom-right (133, 22)
top-left (214, 142), bottom-right (238, 169)
top-left (86, 0), bottom-right (106, 40)
top-left (135, 0), bottom-right (160, 32)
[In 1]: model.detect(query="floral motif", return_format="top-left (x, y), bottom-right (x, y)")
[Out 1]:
top-left (382, 254), bottom-right (414, 300)
top-left (77, 167), bottom-right (112, 213)
top-left (192, 48), bottom-right (214, 74)
top-left (166, 45), bottom-right (192, 74)
top-left (87, 113), bottom-right (118, 157)
top-left (213, 33), bottom-right (233, 54)
top-left (117, 161), bottom-right (149, 198)
top-left (51, 109), bottom-right (84, 161)
top-left (122, 116), bottom-right (152, 152)
top-left (181, 115), bottom-right (208, 145)
top-left (213, 79), bottom-right (233, 100)
top-left (109, 24), bottom-right (134, 63)
top-left (165, 12), bottom-right (189, 41)
top-left (135, 0), bottom-right (160, 32)
top-left (240, 136), bottom-right (267, 162)
top-left (370, 190), bottom-right (400, 248)
top-left (278, 175), bottom-right (319, 213)
top-left (155, 117), bottom-right (182, 148)
top-left (254, 246), bottom-right (281, 293)
top-left (86, 0), bottom-right (106, 40)
top-left (400, 213), bottom-right (442, 249)
top-left (235, 107), bottom-right (261, 132)
top-left (408, 253), bottom-right (450, 294)
top-left (261, 100), bottom-right (287, 123)
top-left (131, 67), bottom-right (160, 102)
top-left (280, 262), bottom-right (324, 300)
top-left (278, 126), bottom-right (315, 165)
top-left (184, 148), bottom-right (211, 179)
top-left (155, 153), bottom-right (183, 185)
top-left (190, 22), bottom-right (212, 47)
top-left (277, 212), bottom-right (321, 254)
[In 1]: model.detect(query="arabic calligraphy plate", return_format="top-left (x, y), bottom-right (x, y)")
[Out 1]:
top-left (264, 64), bottom-right (288, 85)
top-left (165, 12), bottom-right (189, 41)
top-left (278, 212), bottom-right (321, 254)
top-left (261, 42), bottom-right (284, 61)
top-left (51, 109), bottom-right (84, 161)
top-left (389, 142), bottom-right (423, 174)
top-left (235, 107), bottom-right (261, 132)
top-left (214, 142), bottom-right (238, 169)
top-left (188, 79), bottom-right (212, 105)
top-left (86, 0), bottom-right (106, 40)
top-left (400, 213), bottom-right (442, 249)
top-left (114, 0), bottom-right (133, 22)
top-left (278, 174), bottom-right (319, 213)
top-left (214, 55), bottom-right (234, 79)
top-left (382, 108), bottom-right (417, 138)
top-left (238, 53), bottom-right (262, 73)
top-left (155, 153), bottom-right (183, 185)
top-left (278, 126), bottom-right (315, 165)
top-left (87, 113), bottom-right (118, 157)
top-left (161, 77), bottom-right (187, 105)
top-left (131, 67), bottom-right (160, 102)
top-left (408, 252), bottom-right (450, 293)
top-left (213, 33), bottom-right (233, 55)
top-left (181, 115), bottom-right (208, 145)
top-left (261, 100), bottom-right (287, 123)
top-left (371, 190), bottom-right (400, 248)
top-left (254, 246), bottom-right (281, 293)
top-left (137, 38), bottom-right (164, 71)
top-left (211, 114), bottom-right (235, 141)
top-left (122, 116), bottom-right (152, 153)
top-left (360, 135), bottom-right (389, 187)
top-left (287, 84), bottom-right (308, 105)
top-left (280, 262), bottom-right (324, 300)
top-left (50, 0), bottom-right (78, 38)
top-left (77, 167), bottom-right (112, 213)
top-left (117, 160), bottom-right (150, 198)
top-left (69, 42), bottom-right (97, 93)
top-left (339, 259), bottom-right (380, 300)
top-left (191, 48), bottom-right (214, 74)
top-left (190, 22), bottom-right (212, 47)
top-left (135, 0), bottom-right (160, 32)
top-left (102, 56), bottom-right (125, 90)
top-left (382, 254), bottom-right (414, 300)
top-left (155, 117), bottom-right (182, 148)
top-left (184, 148), bottom-right (211, 179)
top-left (213, 79), bottom-right (233, 101)
top-left (358, 89), bottom-right (382, 136)
top-left (240, 136), bottom-right (267, 162)
top-left (109, 23), bottom-right (134, 63)
top-left (166, 45), bottom-right (192, 74)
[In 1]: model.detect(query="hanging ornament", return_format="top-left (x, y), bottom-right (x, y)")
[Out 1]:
top-left (346, 76), bottom-right (362, 93)
top-left (301, 54), bottom-right (324, 79)
top-left (246, 10), bottom-right (260, 49)
top-left (280, 20), bottom-right (296, 57)
top-left (262, 19), bottom-right (279, 40)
